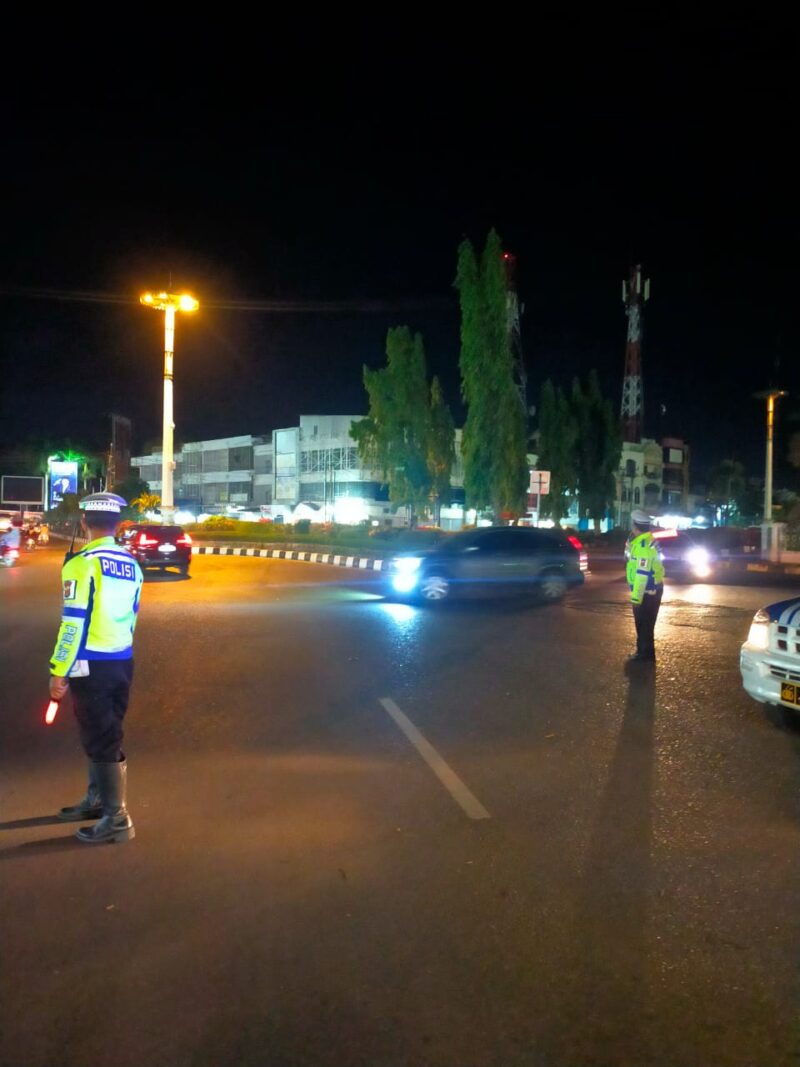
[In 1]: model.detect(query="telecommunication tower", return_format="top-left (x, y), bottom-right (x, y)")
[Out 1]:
top-left (620, 264), bottom-right (650, 442)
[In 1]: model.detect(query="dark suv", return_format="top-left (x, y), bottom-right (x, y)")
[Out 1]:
top-left (117, 524), bottom-right (192, 575)
top-left (385, 525), bottom-right (587, 603)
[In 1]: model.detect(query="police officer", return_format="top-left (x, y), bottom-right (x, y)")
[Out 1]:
top-left (49, 493), bottom-right (143, 843)
top-left (626, 508), bottom-right (665, 663)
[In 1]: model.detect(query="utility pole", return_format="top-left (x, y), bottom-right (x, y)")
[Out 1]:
top-left (755, 388), bottom-right (788, 521)
top-left (621, 265), bottom-right (650, 443)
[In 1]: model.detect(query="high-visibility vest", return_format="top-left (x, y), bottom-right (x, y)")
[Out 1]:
top-left (625, 531), bottom-right (665, 605)
top-left (50, 536), bottom-right (143, 677)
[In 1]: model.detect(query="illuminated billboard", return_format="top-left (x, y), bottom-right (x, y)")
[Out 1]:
top-left (48, 460), bottom-right (79, 508)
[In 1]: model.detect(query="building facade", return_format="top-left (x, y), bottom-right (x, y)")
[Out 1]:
top-left (132, 416), bottom-right (465, 526)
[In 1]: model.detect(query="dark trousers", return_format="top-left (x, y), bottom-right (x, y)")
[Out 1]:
top-left (632, 586), bottom-right (663, 658)
top-left (69, 659), bottom-right (134, 763)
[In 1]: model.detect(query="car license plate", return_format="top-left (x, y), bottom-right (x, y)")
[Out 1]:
top-left (780, 681), bottom-right (800, 706)
top-left (159, 544), bottom-right (176, 554)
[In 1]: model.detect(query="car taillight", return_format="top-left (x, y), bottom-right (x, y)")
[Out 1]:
top-left (567, 535), bottom-right (583, 550)
top-left (176, 533), bottom-right (192, 546)
top-left (138, 533), bottom-right (159, 547)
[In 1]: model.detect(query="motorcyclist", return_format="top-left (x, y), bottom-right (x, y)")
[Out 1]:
top-left (26, 518), bottom-right (44, 547)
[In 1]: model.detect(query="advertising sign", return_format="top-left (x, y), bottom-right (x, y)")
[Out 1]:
top-left (1, 475), bottom-right (45, 505)
top-left (48, 460), bottom-right (79, 508)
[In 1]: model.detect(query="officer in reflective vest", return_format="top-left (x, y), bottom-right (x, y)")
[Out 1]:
top-left (49, 493), bottom-right (143, 843)
top-left (625, 508), bottom-right (665, 663)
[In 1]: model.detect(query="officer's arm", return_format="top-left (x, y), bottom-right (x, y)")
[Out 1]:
top-left (50, 556), bottom-right (93, 677)
top-left (631, 554), bottom-right (651, 604)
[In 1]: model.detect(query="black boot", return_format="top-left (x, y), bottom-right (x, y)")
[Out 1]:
top-left (76, 760), bottom-right (135, 844)
top-left (58, 761), bottom-right (102, 821)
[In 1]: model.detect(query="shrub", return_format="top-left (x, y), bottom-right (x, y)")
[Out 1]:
top-left (202, 515), bottom-right (238, 531)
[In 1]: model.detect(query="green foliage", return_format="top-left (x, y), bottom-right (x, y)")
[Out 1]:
top-left (352, 325), bottom-right (455, 523)
top-left (113, 475), bottom-right (149, 507)
top-left (129, 492), bottom-right (161, 515)
top-left (47, 491), bottom-right (82, 529)
top-left (201, 515), bottom-right (238, 530)
top-left (570, 370), bottom-right (622, 524)
top-left (455, 229), bottom-right (527, 518)
top-left (428, 376), bottom-right (456, 519)
top-left (295, 518), bottom-right (311, 534)
top-left (536, 380), bottom-right (577, 524)
top-left (707, 459), bottom-right (747, 524)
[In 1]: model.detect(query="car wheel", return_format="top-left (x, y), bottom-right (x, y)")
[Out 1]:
top-left (419, 572), bottom-right (450, 601)
top-left (179, 563), bottom-right (190, 576)
top-left (539, 570), bottom-right (567, 603)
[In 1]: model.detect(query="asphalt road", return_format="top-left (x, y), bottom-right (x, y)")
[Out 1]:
top-left (2, 548), bottom-right (799, 1067)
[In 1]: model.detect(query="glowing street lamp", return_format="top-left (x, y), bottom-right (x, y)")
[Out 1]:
top-left (140, 291), bottom-right (199, 524)
top-left (754, 388), bottom-right (788, 523)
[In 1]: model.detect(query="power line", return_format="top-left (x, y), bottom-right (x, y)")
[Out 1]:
top-left (0, 285), bottom-right (456, 315)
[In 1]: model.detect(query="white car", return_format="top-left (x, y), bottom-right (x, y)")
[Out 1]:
top-left (740, 595), bottom-right (800, 712)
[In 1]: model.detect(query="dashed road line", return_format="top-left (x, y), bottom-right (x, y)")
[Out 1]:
top-left (379, 697), bottom-right (491, 821)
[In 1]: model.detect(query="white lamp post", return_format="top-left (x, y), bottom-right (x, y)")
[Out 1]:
top-left (755, 388), bottom-right (788, 523)
top-left (140, 291), bottom-right (199, 524)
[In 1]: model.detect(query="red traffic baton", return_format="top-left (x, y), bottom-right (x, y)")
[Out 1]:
top-left (45, 700), bottom-right (60, 725)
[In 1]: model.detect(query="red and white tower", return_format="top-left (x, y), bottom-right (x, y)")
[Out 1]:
top-left (620, 264), bottom-right (650, 443)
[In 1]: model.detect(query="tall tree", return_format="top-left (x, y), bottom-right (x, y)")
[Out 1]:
top-left (427, 376), bottom-right (456, 524)
top-left (455, 228), bottom-right (528, 521)
top-left (571, 370), bottom-right (622, 526)
top-left (536, 379), bottom-right (577, 525)
top-left (351, 326), bottom-right (433, 522)
top-left (707, 458), bottom-right (746, 524)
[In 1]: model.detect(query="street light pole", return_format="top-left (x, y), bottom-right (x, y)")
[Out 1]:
top-left (755, 388), bottom-right (788, 523)
top-left (140, 291), bottom-right (199, 524)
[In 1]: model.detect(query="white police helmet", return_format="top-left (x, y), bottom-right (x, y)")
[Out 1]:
top-left (79, 493), bottom-right (127, 514)
top-left (631, 508), bottom-right (652, 527)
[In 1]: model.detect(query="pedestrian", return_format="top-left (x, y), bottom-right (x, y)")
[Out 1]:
top-left (49, 492), bottom-right (143, 843)
top-left (625, 508), bottom-right (664, 663)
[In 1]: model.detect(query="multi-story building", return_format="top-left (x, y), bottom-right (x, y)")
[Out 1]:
top-left (661, 436), bottom-right (690, 511)
top-left (131, 416), bottom-right (465, 526)
top-left (614, 438), bottom-right (664, 528)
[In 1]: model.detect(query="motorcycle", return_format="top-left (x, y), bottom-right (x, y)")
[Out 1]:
top-left (0, 546), bottom-right (20, 568)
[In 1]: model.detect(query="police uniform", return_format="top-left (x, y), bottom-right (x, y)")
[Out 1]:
top-left (51, 493), bottom-right (143, 843)
top-left (625, 509), bottom-right (665, 662)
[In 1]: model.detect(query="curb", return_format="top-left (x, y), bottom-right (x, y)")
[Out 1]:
top-left (192, 545), bottom-right (385, 571)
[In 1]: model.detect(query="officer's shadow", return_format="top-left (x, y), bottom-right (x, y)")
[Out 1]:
top-left (566, 664), bottom-right (657, 1062)
top-left (0, 815), bottom-right (86, 857)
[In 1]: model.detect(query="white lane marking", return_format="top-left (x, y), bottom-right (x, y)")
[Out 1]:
top-left (379, 698), bottom-right (491, 821)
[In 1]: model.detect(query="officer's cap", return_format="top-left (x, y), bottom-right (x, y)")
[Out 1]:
top-left (631, 508), bottom-right (652, 527)
top-left (79, 492), bottom-right (127, 514)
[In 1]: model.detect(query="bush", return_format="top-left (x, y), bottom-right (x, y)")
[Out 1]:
top-left (295, 518), bottom-right (311, 534)
top-left (202, 516), bottom-right (238, 531)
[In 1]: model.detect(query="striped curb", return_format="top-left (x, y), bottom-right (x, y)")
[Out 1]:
top-left (192, 545), bottom-right (385, 571)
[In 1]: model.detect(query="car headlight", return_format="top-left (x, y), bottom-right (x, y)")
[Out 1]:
top-left (390, 556), bottom-right (423, 593)
top-left (746, 608), bottom-right (770, 651)
top-left (685, 546), bottom-right (710, 567)
top-left (685, 545), bottom-right (712, 578)
top-left (392, 556), bottom-right (423, 574)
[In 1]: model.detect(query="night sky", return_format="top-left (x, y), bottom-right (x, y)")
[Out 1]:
top-left (1, 17), bottom-right (795, 486)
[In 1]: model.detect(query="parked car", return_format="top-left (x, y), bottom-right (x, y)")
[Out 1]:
top-left (384, 525), bottom-right (587, 604)
top-left (740, 594), bottom-right (800, 714)
top-left (117, 524), bottom-right (192, 575)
